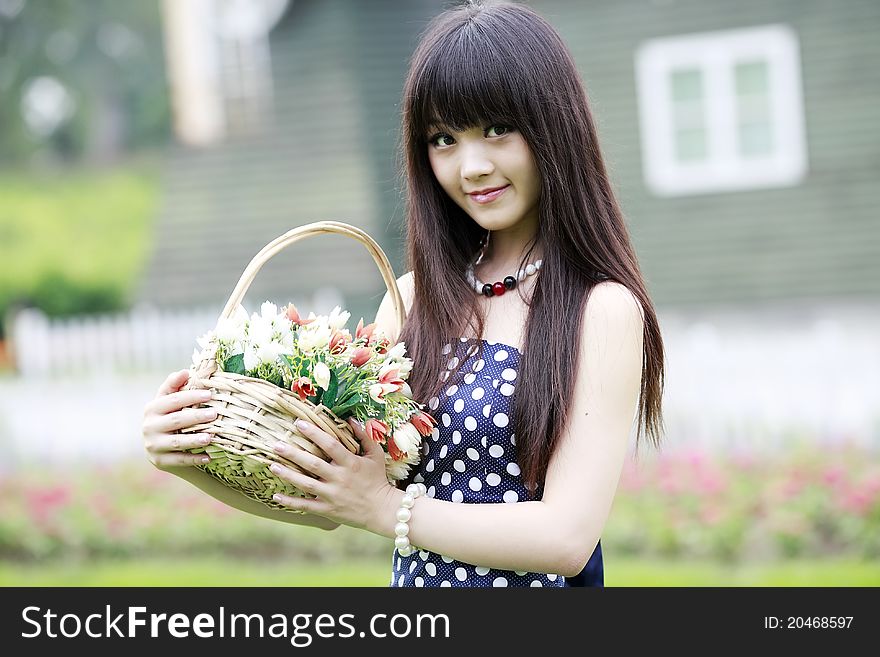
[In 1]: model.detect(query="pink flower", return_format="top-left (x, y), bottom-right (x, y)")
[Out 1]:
top-left (387, 435), bottom-right (405, 461)
top-left (284, 303), bottom-right (315, 326)
top-left (378, 364), bottom-right (404, 389)
top-left (356, 318), bottom-right (376, 342)
top-left (291, 376), bottom-right (316, 401)
top-left (370, 335), bottom-right (391, 355)
top-left (329, 329), bottom-right (352, 355)
top-left (365, 418), bottom-right (389, 445)
top-left (369, 382), bottom-right (398, 404)
top-left (410, 411), bottom-right (436, 436)
top-left (350, 347), bottom-right (372, 367)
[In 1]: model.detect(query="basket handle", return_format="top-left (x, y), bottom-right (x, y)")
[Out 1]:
top-left (218, 221), bottom-right (406, 336)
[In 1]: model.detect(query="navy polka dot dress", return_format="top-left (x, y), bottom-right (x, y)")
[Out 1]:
top-left (389, 337), bottom-right (603, 587)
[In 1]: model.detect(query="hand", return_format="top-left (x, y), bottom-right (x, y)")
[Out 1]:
top-left (142, 369), bottom-right (217, 471)
top-left (269, 417), bottom-right (397, 533)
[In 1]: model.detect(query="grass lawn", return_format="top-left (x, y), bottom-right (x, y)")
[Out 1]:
top-left (1, 556), bottom-right (877, 587)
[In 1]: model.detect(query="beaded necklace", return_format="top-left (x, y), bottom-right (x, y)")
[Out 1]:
top-left (464, 238), bottom-right (543, 297)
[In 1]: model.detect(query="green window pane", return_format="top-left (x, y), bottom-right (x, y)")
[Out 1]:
top-left (735, 60), bottom-right (769, 96)
top-left (671, 69), bottom-right (703, 102)
top-left (675, 129), bottom-right (707, 161)
top-left (735, 59), bottom-right (773, 157)
top-left (670, 68), bottom-right (707, 162)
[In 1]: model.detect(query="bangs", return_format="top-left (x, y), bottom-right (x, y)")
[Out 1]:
top-left (410, 27), bottom-right (531, 140)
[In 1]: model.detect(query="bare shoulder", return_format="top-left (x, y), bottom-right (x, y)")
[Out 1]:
top-left (585, 280), bottom-right (645, 327)
top-left (581, 281), bottom-right (645, 363)
top-left (374, 271), bottom-right (414, 343)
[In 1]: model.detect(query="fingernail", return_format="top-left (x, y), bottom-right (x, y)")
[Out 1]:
top-left (273, 441), bottom-right (285, 452)
top-left (295, 420), bottom-right (311, 432)
top-left (199, 410), bottom-right (217, 421)
top-left (199, 435), bottom-right (211, 445)
top-left (199, 456), bottom-right (210, 463)
top-left (269, 464), bottom-right (281, 473)
top-left (198, 389), bottom-right (212, 400)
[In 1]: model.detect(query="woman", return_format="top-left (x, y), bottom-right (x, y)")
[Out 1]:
top-left (142, 0), bottom-right (665, 587)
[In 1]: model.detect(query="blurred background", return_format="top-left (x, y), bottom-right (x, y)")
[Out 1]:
top-left (0, 0), bottom-right (877, 586)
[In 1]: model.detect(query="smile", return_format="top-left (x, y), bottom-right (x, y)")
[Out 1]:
top-left (468, 185), bottom-right (509, 204)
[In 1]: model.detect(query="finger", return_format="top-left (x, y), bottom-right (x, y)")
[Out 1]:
top-left (347, 417), bottom-right (367, 441)
top-left (271, 492), bottom-right (320, 515)
top-left (151, 388), bottom-right (213, 415)
top-left (269, 462), bottom-right (329, 498)
top-left (149, 407), bottom-right (218, 434)
top-left (273, 441), bottom-right (333, 480)
top-left (348, 418), bottom-right (382, 458)
top-left (156, 369), bottom-right (190, 397)
top-left (150, 432), bottom-right (213, 453)
top-left (151, 450), bottom-right (212, 468)
top-left (294, 420), bottom-right (353, 464)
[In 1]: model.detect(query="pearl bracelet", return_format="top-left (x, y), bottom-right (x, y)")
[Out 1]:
top-left (394, 482), bottom-right (427, 557)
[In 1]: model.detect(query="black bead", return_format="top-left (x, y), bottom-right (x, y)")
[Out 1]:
top-left (503, 276), bottom-right (516, 290)
top-left (482, 283), bottom-right (494, 297)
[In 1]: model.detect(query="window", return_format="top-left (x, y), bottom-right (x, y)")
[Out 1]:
top-left (635, 24), bottom-right (807, 196)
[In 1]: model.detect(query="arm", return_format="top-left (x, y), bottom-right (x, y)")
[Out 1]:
top-left (368, 282), bottom-right (644, 576)
top-left (169, 466), bottom-right (340, 530)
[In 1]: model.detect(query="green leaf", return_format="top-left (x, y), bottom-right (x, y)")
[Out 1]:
top-left (224, 353), bottom-right (246, 375)
top-left (322, 369), bottom-right (339, 409)
top-left (331, 394), bottom-right (364, 418)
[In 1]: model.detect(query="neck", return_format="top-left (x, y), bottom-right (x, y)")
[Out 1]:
top-left (477, 228), bottom-right (541, 276)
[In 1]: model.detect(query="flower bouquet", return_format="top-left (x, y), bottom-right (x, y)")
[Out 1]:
top-left (180, 221), bottom-right (433, 510)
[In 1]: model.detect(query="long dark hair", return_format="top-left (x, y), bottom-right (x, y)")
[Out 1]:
top-left (395, 0), bottom-right (666, 497)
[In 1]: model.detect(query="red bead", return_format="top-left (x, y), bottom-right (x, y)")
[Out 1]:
top-left (492, 281), bottom-right (506, 296)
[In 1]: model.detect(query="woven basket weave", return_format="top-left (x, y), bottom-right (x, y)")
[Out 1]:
top-left (181, 221), bottom-right (407, 511)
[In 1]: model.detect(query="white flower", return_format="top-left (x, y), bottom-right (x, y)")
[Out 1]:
top-left (216, 306), bottom-right (248, 342)
top-left (243, 345), bottom-right (260, 371)
top-left (392, 422), bottom-right (421, 457)
top-left (305, 311), bottom-right (331, 332)
top-left (313, 362), bottom-right (331, 389)
top-left (248, 312), bottom-right (274, 346)
top-left (327, 306), bottom-right (351, 331)
top-left (377, 361), bottom-right (401, 382)
top-left (260, 301), bottom-right (278, 320)
top-left (384, 448), bottom-right (420, 482)
top-left (256, 341), bottom-right (286, 366)
top-left (369, 382), bottom-right (398, 404)
top-left (298, 323), bottom-right (332, 354)
top-left (386, 341), bottom-right (407, 362)
top-left (196, 330), bottom-right (216, 350)
top-left (400, 382), bottom-right (413, 398)
top-left (398, 358), bottom-right (413, 378)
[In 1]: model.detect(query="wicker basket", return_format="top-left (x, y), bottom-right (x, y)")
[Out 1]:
top-left (180, 221), bottom-right (407, 511)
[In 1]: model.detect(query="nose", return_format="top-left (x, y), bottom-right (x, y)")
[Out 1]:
top-left (459, 142), bottom-right (494, 182)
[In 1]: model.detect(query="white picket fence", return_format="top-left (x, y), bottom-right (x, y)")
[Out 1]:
top-left (9, 287), bottom-right (347, 378)
top-left (10, 305), bottom-right (221, 377)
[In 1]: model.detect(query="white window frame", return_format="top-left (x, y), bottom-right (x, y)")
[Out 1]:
top-left (635, 24), bottom-right (808, 197)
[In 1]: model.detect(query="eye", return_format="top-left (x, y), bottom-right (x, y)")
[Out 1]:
top-left (429, 132), bottom-right (455, 147)
top-left (487, 124), bottom-right (513, 137)
top-left (428, 124), bottom-right (514, 148)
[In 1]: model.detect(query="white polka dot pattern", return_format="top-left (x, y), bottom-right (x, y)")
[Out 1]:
top-left (390, 338), bottom-right (566, 588)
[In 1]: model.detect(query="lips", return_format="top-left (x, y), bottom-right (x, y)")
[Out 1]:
top-left (468, 185), bottom-right (510, 204)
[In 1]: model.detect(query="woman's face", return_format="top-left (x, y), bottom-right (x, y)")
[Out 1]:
top-left (426, 122), bottom-right (541, 235)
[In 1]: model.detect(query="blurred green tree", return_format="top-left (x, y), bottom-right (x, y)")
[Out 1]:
top-left (0, 0), bottom-right (171, 165)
